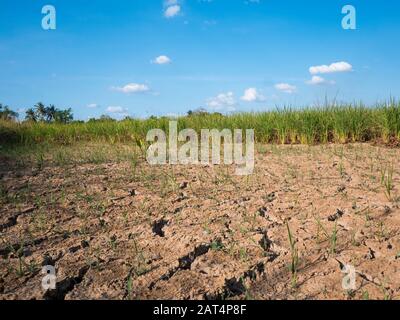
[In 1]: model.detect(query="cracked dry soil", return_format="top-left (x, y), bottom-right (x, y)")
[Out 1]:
top-left (1, 144), bottom-right (400, 300)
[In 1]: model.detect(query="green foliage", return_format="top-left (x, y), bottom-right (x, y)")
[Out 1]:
top-left (1, 100), bottom-right (400, 146)
top-left (0, 103), bottom-right (18, 121)
top-left (380, 163), bottom-right (394, 201)
top-left (24, 102), bottom-right (73, 124)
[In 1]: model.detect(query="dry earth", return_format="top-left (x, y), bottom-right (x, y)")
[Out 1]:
top-left (0, 143), bottom-right (399, 300)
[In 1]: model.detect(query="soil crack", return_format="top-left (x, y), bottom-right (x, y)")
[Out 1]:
top-left (149, 243), bottom-right (211, 290)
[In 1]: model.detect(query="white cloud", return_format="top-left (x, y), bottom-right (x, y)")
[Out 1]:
top-left (87, 103), bottom-right (98, 108)
top-left (241, 88), bottom-right (266, 102)
top-left (309, 61), bottom-right (353, 75)
top-left (275, 83), bottom-right (297, 94)
top-left (164, 4), bottom-right (181, 18)
top-left (206, 92), bottom-right (236, 111)
top-left (152, 55), bottom-right (172, 65)
top-left (165, 0), bottom-right (178, 5)
top-left (106, 106), bottom-right (128, 114)
top-left (112, 83), bottom-right (150, 94)
top-left (306, 76), bottom-right (335, 85)
top-left (307, 76), bottom-right (325, 85)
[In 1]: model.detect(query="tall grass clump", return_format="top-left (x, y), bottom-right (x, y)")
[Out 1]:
top-left (1, 101), bottom-right (399, 148)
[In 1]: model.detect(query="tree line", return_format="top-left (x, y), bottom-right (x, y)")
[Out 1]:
top-left (0, 102), bottom-right (73, 124)
top-left (1, 103), bottom-right (222, 124)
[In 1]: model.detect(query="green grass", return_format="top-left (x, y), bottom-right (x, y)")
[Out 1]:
top-left (1, 101), bottom-right (400, 148)
top-left (286, 221), bottom-right (299, 288)
top-left (380, 163), bottom-right (394, 201)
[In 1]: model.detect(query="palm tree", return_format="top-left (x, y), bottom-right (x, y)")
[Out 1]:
top-left (34, 102), bottom-right (47, 122)
top-left (25, 108), bottom-right (37, 122)
top-left (54, 108), bottom-right (73, 124)
top-left (46, 104), bottom-right (57, 122)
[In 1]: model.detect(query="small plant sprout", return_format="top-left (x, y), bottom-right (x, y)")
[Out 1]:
top-left (126, 273), bottom-right (134, 300)
top-left (5, 239), bottom-right (27, 277)
top-left (286, 220), bottom-right (299, 288)
top-left (381, 163), bottom-right (394, 201)
top-left (130, 153), bottom-right (139, 180)
top-left (313, 214), bottom-right (338, 255)
top-left (210, 239), bottom-right (224, 251)
top-left (362, 291), bottom-right (370, 300)
top-left (330, 221), bottom-right (338, 254)
top-left (35, 151), bottom-right (45, 171)
top-left (380, 282), bottom-right (392, 300)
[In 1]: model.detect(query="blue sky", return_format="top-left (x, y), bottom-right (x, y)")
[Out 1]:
top-left (1, 0), bottom-right (400, 120)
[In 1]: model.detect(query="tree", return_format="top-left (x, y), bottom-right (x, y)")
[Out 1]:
top-left (25, 108), bottom-right (37, 122)
top-left (0, 103), bottom-right (18, 121)
top-left (54, 108), bottom-right (73, 124)
top-left (99, 114), bottom-right (115, 121)
top-left (34, 102), bottom-right (47, 121)
top-left (28, 103), bottom-right (73, 124)
top-left (46, 104), bottom-right (57, 122)
top-left (187, 108), bottom-right (208, 116)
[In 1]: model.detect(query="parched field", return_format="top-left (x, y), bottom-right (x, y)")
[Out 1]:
top-left (0, 143), bottom-right (399, 300)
